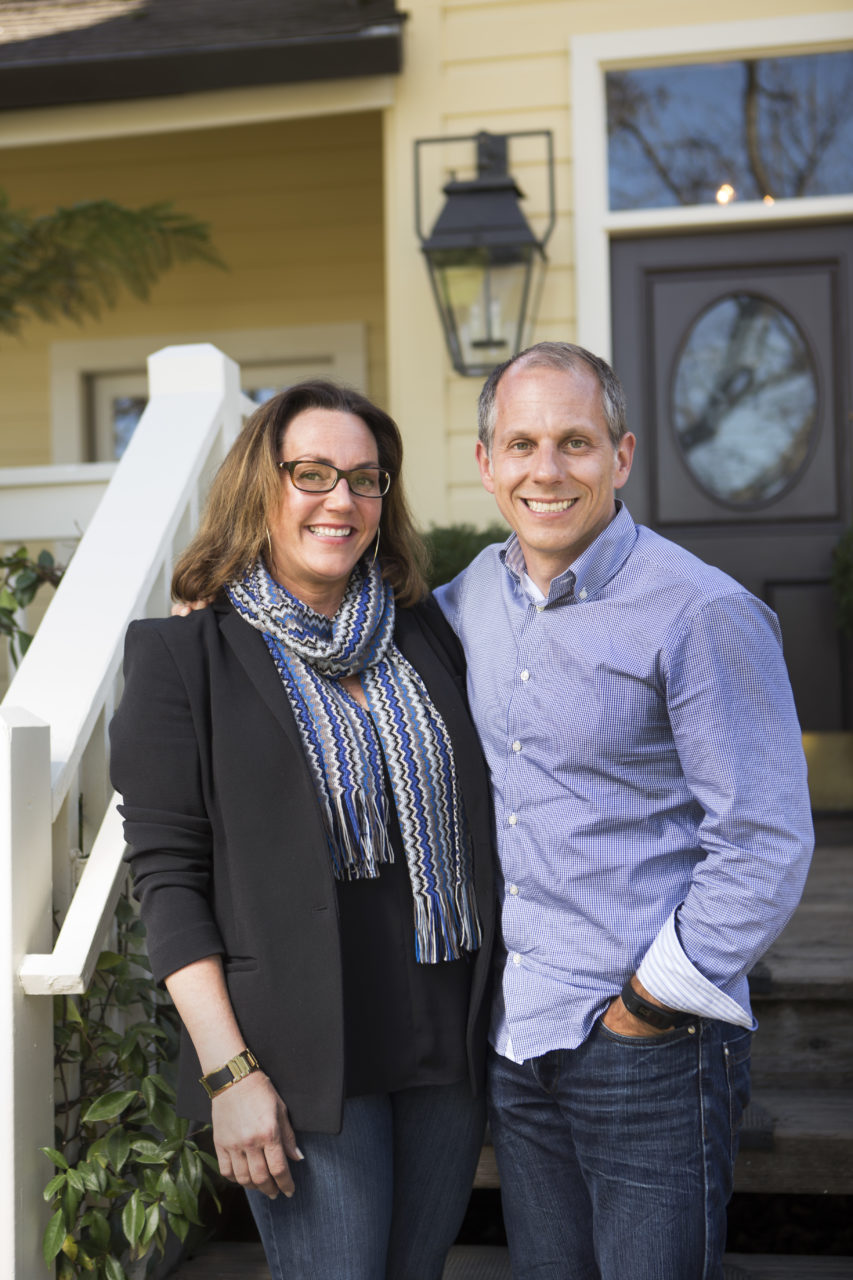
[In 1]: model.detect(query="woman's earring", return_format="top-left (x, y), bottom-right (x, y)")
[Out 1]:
top-left (369, 527), bottom-right (381, 569)
top-left (265, 529), bottom-right (276, 575)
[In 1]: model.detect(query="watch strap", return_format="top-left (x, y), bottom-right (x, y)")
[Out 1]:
top-left (620, 980), bottom-right (693, 1030)
top-left (199, 1048), bottom-right (261, 1099)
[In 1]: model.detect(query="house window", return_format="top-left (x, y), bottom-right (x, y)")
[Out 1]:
top-left (605, 50), bottom-right (853, 211)
top-left (670, 293), bottom-right (819, 508)
top-left (90, 373), bottom-right (148, 460)
top-left (51, 326), bottom-right (366, 464)
top-left (89, 359), bottom-right (333, 461)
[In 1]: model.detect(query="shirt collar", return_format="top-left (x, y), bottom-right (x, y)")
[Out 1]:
top-left (499, 502), bottom-right (637, 606)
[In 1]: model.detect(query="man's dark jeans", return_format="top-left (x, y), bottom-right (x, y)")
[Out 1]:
top-left (488, 1017), bottom-right (752, 1279)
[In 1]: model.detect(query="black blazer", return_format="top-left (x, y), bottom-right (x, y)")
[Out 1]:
top-left (109, 595), bottom-right (495, 1132)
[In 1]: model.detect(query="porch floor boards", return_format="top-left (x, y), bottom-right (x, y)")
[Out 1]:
top-left (169, 1242), bottom-right (853, 1278)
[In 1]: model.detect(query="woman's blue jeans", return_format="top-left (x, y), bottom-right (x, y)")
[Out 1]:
top-left (488, 1018), bottom-right (751, 1280)
top-left (246, 1080), bottom-right (485, 1280)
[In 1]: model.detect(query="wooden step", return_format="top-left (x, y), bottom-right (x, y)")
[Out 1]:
top-left (474, 1088), bottom-right (853, 1194)
top-left (169, 1241), bottom-right (853, 1279)
top-left (752, 846), bottom-right (853, 1004)
top-left (734, 1088), bottom-right (853, 1194)
top-left (444, 1245), bottom-right (510, 1278)
top-left (171, 1243), bottom-right (268, 1278)
top-left (744, 839), bottom-right (853, 1181)
top-left (749, 997), bottom-right (853, 1091)
top-left (723, 1257), bottom-right (853, 1279)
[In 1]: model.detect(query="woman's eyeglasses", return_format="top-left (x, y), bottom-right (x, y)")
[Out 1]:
top-left (278, 460), bottom-right (391, 499)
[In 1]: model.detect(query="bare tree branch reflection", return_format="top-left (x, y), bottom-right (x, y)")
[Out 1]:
top-left (672, 294), bottom-right (817, 506)
top-left (607, 52), bottom-right (853, 209)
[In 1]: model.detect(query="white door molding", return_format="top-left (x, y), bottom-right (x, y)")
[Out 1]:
top-left (570, 11), bottom-right (853, 360)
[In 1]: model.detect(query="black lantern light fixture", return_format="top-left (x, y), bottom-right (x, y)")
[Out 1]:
top-left (414, 130), bottom-right (555, 377)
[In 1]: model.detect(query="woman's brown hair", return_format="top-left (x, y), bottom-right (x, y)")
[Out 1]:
top-left (172, 380), bottom-right (429, 607)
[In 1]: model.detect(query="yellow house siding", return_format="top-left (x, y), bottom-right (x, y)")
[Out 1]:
top-left (444, 55), bottom-right (568, 116)
top-left (0, 111), bottom-right (385, 467)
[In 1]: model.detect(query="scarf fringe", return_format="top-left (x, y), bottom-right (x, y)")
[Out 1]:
top-left (412, 875), bottom-right (483, 963)
top-left (329, 788), bottom-right (392, 880)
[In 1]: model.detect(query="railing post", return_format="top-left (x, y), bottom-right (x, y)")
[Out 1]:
top-left (0, 709), bottom-right (54, 1280)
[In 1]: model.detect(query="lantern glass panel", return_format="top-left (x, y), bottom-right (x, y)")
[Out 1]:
top-left (429, 247), bottom-right (540, 376)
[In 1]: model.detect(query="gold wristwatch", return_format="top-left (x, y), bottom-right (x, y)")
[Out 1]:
top-left (199, 1048), bottom-right (261, 1099)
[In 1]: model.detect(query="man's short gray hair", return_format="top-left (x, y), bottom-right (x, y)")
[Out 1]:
top-left (477, 342), bottom-right (628, 455)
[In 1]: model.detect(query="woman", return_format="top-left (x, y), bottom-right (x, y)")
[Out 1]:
top-left (109, 381), bottom-right (495, 1279)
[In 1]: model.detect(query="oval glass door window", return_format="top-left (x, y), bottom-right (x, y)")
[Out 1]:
top-left (671, 293), bottom-right (818, 507)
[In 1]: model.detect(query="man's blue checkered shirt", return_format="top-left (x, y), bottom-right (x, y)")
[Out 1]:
top-left (435, 504), bottom-right (813, 1063)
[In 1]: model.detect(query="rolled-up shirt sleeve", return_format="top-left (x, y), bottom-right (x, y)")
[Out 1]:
top-left (637, 593), bottom-right (813, 1022)
top-left (109, 621), bottom-right (224, 982)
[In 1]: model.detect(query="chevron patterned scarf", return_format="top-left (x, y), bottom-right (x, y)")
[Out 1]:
top-left (226, 560), bottom-right (481, 964)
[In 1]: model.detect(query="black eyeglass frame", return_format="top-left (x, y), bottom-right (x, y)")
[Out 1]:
top-left (277, 459), bottom-right (392, 499)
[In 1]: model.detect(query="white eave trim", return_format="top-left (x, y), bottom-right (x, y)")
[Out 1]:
top-left (0, 72), bottom-right (396, 149)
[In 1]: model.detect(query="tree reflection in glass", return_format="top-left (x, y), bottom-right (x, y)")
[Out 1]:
top-left (606, 51), bottom-right (853, 210)
top-left (112, 396), bottom-right (147, 459)
top-left (671, 294), bottom-right (817, 506)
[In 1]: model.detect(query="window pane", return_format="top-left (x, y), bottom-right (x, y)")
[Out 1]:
top-left (606, 51), bottom-right (853, 210)
top-left (245, 386), bottom-right (281, 406)
top-left (112, 396), bottom-right (147, 459)
top-left (671, 293), bottom-right (818, 507)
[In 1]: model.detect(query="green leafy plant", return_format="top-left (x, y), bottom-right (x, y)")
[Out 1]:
top-left (423, 522), bottom-right (508, 590)
top-left (42, 896), bottom-right (220, 1279)
top-left (0, 545), bottom-right (65, 665)
top-left (0, 193), bottom-right (224, 337)
top-left (832, 523), bottom-right (853, 638)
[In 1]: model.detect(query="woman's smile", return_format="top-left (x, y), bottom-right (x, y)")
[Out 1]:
top-left (307, 523), bottom-right (356, 538)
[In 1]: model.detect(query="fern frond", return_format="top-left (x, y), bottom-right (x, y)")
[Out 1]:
top-left (0, 194), bottom-right (225, 336)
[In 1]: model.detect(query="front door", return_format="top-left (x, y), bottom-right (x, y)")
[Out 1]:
top-left (612, 224), bottom-right (852, 732)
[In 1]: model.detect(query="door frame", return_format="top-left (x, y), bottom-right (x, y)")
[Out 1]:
top-left (569, 11), bottom-right (853, 361)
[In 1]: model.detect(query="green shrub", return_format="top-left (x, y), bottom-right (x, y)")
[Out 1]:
top-left (423, 523), bottom-right (508, 590)
top-left (42, 896), bottom-right (219, 1279)
top-left (0, 546), bottom-right (64, 665)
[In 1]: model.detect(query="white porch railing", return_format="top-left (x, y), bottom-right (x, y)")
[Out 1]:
top-left (0, 461), bottom-right (117, 544)
top-left (0, 345), bottom-right (252, 1280)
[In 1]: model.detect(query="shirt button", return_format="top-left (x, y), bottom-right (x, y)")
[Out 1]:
top-left (535, 605), bottom-right (545, 613)
top-left (512, 952), bottom-right (521, 966)
top-left (511, 740), bottom-right (521, 752)
top-left (520, 670), bottom-right (530, 682)
top-left (509, 884), bottom-right (519, 896)
top-left (579, 588), bottom-right (588, 600)
top-left (508, 813), bottom-right (518, 826)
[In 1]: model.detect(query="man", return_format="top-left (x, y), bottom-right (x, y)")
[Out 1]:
top-left (434, 342), bottom-right (813, 1280)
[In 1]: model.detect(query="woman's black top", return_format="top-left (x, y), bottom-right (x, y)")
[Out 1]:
top-left (337, 800), bottom-right (469, 1098)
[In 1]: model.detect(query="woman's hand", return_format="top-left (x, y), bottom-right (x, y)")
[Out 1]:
top-left (162, 957), bottom-right (303, 1198)
top-left (212, 1071), bottom-right (304, 1198)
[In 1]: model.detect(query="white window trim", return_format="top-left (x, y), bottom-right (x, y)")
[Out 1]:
top-left (570, 12), bottom-right (853, 360)
top-left (50, 323), bottom-right (367, 463)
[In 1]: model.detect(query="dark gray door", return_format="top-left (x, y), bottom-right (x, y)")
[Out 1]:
top-left (612, 224), bottom-right (852, 731)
